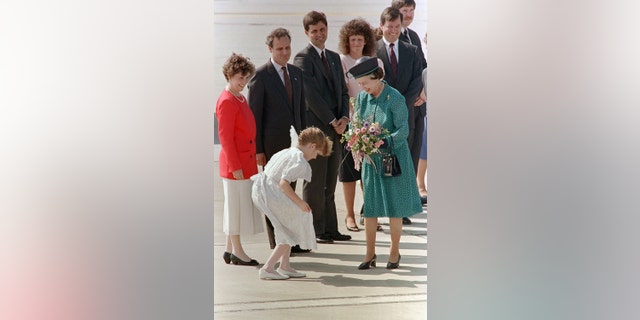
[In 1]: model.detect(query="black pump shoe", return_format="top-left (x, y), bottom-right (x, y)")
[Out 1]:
top-left (358, 254), bottom-right (377, 270)
top-left (386, 255), bottom-right (401, 269)
top-left (230, 254), bottom-right (259, 266)
top-left (223, 252), bottom-right (231, 264)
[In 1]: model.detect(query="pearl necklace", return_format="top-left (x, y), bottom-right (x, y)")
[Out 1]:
top-left (226, 87), bottom-right (246, 103)
top-left (233, 93), bottom-right (246, 103)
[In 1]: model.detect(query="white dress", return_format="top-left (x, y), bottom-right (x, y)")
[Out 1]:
top-left (251, 147), bottom-right (318, 250)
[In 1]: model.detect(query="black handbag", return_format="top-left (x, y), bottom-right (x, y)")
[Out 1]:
top-left (381, 138), bottom-right (401, 177)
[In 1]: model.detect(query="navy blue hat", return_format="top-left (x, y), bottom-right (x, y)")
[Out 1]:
top-left (347, 56), bottom-right (380, 79)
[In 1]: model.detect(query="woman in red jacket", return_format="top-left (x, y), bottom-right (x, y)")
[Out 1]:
top-left (216, 53), bottom-right (263, 266)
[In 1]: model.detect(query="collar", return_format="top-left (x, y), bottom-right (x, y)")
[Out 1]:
top-left (382, 37), bottom-right (398, 48)
top-left (270, 58), bottom-right (286, 71)
top-left (310, 43), bottom-right (325, 57)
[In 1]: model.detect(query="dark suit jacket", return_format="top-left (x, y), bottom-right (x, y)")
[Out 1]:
top-left (376, 39), bottom-right (424, 123)
top-left (400, 28), bottom-right (427, 69)
top-left (399, 28), bottom-right (427, 116)
top-left (293, 44), bottom-right (349, 137)
top-left (248, 60), bottom-right (306, 159)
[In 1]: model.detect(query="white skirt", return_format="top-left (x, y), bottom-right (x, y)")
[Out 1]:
top-left (222, 178), bottom-right (264, 236)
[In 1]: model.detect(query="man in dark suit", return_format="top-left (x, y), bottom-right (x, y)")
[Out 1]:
top-left (392, 0), bottom-right (429, 207)
top-left (248, 28), bottom-right (308, 251)
top-left (392, 0), bottom-right (427, 70)
top-left (294, 11), bottom-right (351, 244)
top-left (376, 7), bottom-right (424, 224)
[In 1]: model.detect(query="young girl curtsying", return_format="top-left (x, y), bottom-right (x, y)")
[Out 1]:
top-left (251, 126), bottom-right (333, 280)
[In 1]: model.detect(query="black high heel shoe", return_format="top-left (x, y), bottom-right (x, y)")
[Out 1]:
top-left (386, 255), bottom-right (401, 269)
top-left (230, 254), bottom-right (259, 266)
top-left (223, 252), bottom-right (231, 264)
top-left (358, 254), bottom-right (377, 270)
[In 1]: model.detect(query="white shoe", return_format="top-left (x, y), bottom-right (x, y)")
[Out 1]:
top-left (276, 268), bottom-right (306, 278)
top-left (259, 268), bottom-right (289, 280)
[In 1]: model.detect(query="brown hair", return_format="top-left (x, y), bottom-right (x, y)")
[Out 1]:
top-left (302, 11), bottom-right (327, 31)
top-left (380, 7), bottom-right (403, 25)
top-left (338, 18), bottom-right (376, 56)
top-left (373, 27), bottom-right (383, 41)
top-left (299, 127), bottom-right (333, 157)
top-left (391, 0), bottom-right (416, 10)
top-left (222, 53), bottom-right (255, 81)
top-left (265, 28), bottom-right (291, 48)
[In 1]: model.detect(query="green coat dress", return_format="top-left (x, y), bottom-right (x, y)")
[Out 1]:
top-left (355, 81), bottom-right (422, 218)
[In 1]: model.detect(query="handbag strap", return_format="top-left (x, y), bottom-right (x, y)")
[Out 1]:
top-left (370, 98), bottom-right (394, 153)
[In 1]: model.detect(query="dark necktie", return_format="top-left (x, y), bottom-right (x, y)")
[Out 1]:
top-left (282, 66), bottom-right (292, 103)
top-left (403, 29), bottom-right (412, 44)
top-left (389, 43), bottom-right (398, 77)
top-left (321, 51), bottom-right (331, 77)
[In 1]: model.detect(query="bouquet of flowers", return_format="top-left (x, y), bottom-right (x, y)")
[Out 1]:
top-left (341, 98), bottom-right (389, 171)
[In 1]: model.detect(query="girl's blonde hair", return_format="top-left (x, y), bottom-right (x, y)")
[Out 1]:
top-left (298, 127), bottom-right (333, 157)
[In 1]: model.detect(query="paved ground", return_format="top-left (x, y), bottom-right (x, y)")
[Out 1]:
top-left (213, 3), bottom-right (428, 317)
top-left (213, 146), bottom-right (428, 320)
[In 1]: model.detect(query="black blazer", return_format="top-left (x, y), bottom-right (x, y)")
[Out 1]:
top-left (376, 39), bottom-right (424, 121)
top-left (399, 28), bottom-right (427, 115)
top-left (399, 28), bottom-right (427, 69)
top-left (293, 44), bottom-right (349, 137)
top-left (248, 60), bottom-right (306, 157)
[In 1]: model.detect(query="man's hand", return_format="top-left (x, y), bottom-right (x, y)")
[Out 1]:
top-left (414, 91), bottom-right (427, 106)
top-left (333, 117), bottom-right (348, 135)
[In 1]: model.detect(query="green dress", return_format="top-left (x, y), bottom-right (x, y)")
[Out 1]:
top-left (355, 81), bottom-right (422, 218)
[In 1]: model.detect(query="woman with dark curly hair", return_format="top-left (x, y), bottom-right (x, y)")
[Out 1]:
top-left (337, 18), bottom-right (384, 232)
top-left (215, 53), bottom-right (263, 266)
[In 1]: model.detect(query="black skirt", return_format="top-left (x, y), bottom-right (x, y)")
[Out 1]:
top-left (339, 142), bottom-right (361, 182)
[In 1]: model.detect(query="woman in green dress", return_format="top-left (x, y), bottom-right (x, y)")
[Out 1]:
top-left (347, 57), bottom-right (422, 270)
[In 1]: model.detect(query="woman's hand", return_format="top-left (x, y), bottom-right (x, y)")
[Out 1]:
top-left (256, 153), bottom-right (267, 166)
top-left (232, 169), bottom-right (244, 180)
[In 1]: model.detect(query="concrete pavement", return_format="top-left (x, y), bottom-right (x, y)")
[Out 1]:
top-left (213, 146), bottom-right (428, 319)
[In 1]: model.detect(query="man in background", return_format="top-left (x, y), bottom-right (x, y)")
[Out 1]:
top-left (249, 27), bottom-right (308, 252)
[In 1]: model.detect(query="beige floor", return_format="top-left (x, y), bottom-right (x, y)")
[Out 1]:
top-left (213, 145), bottom-right (427, 319)
top-left (213, 2), bottom-right (428, 318)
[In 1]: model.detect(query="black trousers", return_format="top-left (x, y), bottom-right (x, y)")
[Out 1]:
top-left (407, 110), bottom-right (424, 174)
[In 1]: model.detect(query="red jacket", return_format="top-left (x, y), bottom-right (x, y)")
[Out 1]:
top-left (216, 90), bottom-right (258, 180)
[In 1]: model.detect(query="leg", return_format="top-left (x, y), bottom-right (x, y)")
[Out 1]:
top-left (229, 234), bottom-right (252, 261)
top-left (323, 141), bottom-right (341, 235)
top-left (388, 217), bottom-right (402, 262)
top-left (343, 181), bottom-right (358, 230)
top-left (265, 216), bottom-right (276, 249)
top-left (303, 156), bottom-right (327, 236)
top-left (417, 159), bottom-right (427, 196)
top-left (417, 114), bottom-right (428, 196)
top-left (276, 244), bottom-right (295, 271)
top-left (225, 234), bottom-right (232, 253)
top-left (261, 244), bottom-right (289, 273)
top-left (363, 217), bottom-right (378, 262)
top-left (409, 112), bottom-right (424, 174)
top-left (274, 244), bottom-right (306, 278)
